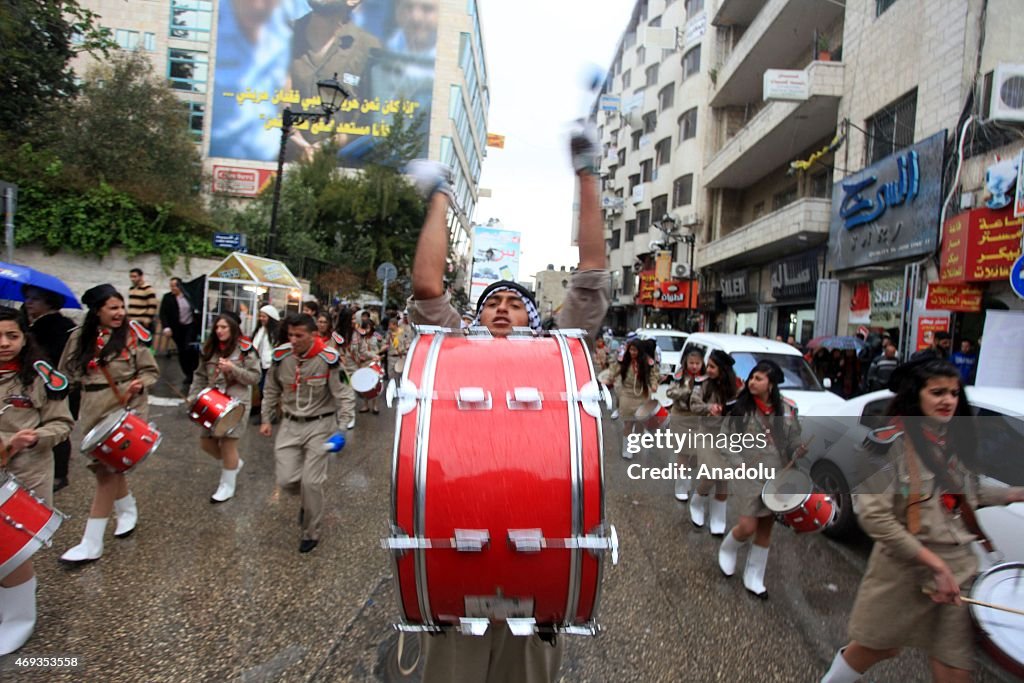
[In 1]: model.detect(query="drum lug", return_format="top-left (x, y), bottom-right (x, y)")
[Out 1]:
top-left (508, 529), bottom-right (544, 553)
top-left (393, 623), bottom-right (443, 634)
top-left (578, 381), bottom-right (605, 419)
top-left (456, 387), bottom-right (492, 411)
top-left (413, 325), bottom-right (454, 335)
top-left (389, 380), bottom-right (418, 416)
top-left (458, 617), bottom-right (490, 636)
top-left (465, 326), bottom-right (493, 338)
top-left (382, 534), bottom-right (431, 553)
top-left (557, 623), bottom-right (601, 636)
top-left (506, 618), bottom-right (538, 637)
top-left (506, 387), bottom-right (542, 411)
top-left (550, 328), bottom-right (587, 339)
top-left (506, 327), bottom-right (536, 338)
top-left (454, 528), bottom-right (490, 552)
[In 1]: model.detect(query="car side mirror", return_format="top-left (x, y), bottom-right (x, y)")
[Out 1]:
top-left (823, 378), bottom-right (832, 389)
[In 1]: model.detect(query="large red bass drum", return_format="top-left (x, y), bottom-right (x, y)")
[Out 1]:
top-left (384, 327), bottom-right (618, 637)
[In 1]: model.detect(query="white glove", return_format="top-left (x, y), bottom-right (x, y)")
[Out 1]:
top-left (405, 159), bottom-right (453, 199)
top-left (569, 119), bottom-right (600, 175)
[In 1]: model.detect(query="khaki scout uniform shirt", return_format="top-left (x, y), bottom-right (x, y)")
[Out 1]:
top-left (188, 346), bottom-right (261, 407)
top-left (260, 344), bottom-right (355, 430)
top-left (0, 366), bottom-right (74, 506)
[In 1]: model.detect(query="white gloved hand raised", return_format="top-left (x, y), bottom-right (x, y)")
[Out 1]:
top-left (569, 119), bottom-right (600, 176)
top-left (405, 159), bottom-right (454, 199)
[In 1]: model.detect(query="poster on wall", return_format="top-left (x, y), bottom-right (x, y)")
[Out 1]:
top-left (208, 0), bottom-right (438, 167)
top-left (975, 310), bottom-right (1024, 388)
top-left (914, 314), bottom-right (950, 352)
top-left (469, 226), bottom-right (521, 305)
top-left (848, 282), bottom-right (871, 325)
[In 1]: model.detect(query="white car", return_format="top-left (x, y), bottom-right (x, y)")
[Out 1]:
top-left (679, 333), bottom-right (846, 416)
top-left (802, 387), bottom-right (1024, 541)
top-left (636, 328), bottom-right (689, 381)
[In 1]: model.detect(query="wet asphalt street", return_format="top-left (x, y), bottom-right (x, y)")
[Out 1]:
top-left (0, 359), bottom-right (1016, 683)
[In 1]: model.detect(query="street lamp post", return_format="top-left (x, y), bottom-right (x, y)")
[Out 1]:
top-left (266, 73), bottom-right (351, 259)
top-left (656, 214), bottom-right (697, 326)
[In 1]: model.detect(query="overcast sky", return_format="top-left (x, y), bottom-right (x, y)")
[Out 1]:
top-left (473, 0), bottom-right (634, 284)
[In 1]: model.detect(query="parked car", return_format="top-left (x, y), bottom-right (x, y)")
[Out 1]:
top-left (802, 386), bottom-right (1024, 540)
top-left (636, 328), bottom-right (689, 381)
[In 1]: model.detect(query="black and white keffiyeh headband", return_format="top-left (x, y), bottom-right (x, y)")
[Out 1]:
top-left (472, 282), bottom-right (542, 332)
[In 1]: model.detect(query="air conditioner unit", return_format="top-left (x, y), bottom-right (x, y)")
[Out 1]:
top-left (673, 263), bottom-right (691, 278)
top-left (677, 213), bottom-right (701, 227)
top-left (991, 63), bottom-right (1024, 123)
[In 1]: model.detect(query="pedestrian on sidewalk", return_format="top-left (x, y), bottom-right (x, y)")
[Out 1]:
top-left (188, 313), bottom-right (260, 503)
top-left (58, 284), bottom-right (159, 563)
top-left (159, 277), bottom-right (200, 392)
top-left (127, 268), bottom-right (157, 345)
top-left (260, 313), bottom-right (355, 554)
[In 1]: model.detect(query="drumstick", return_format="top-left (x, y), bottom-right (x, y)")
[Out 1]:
top-left (781, 434), bottom-right (816, 473)
top-left (959, 596), bottom-right (1024, 617)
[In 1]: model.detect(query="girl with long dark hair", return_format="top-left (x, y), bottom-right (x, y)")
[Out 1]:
top-left (611, 338), bottom-right (660, 459)
top-left (821, 360), bottom-right (1024, 683)
top-left (188, 313), bottom-right (261, 503)
top-left (0, 306), bottom-right (73, 653)
top-left (688, 349), bottom-right (742, 534)
top-left (331, 307), bottom-right (370, 429)
top-left (666, 349), bottom-right (705, 501)
top-left (57, 284), bottom-right (159, 563)
top-left (718, 359), bottom-right (806, 597)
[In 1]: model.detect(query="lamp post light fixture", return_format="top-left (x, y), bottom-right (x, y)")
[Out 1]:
top-left (266, 73), bottom-right (352, 259)
top-left (656, 213), bottom-right (698, 312)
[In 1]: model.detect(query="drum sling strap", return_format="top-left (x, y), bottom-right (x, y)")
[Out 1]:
top-left (97, 363), bottom-right (128, 407)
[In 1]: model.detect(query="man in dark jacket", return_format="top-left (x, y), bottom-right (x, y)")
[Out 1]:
top-left (865, 341), bottom-right (899, 392)
top-left (910, 330), bottom-right (951, 361)
top-left (159, 277), bottom-right (201, 390)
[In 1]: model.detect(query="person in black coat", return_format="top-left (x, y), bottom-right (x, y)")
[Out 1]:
top-left (22, 285), bottom-right (78, 492)
top-left (159, 277), bottom-right (201, 390)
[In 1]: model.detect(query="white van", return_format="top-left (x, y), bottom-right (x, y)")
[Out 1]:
top-left (679, 333), bottom-right (846, 415)
top-left (636, 328), bottom-right (689, 381)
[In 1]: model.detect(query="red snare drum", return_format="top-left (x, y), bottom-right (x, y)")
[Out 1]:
top-left (190, 388), bottom-right (245, 437)
top-left (634, 399), bottom-right (670, 432)
top-left (385, 329), bottom-right (617, 636)
top-left (762, 469), bottom-right (835, 533)
top-left (0, 474), bottom-right (66, 581)
top-left (80, 409), bottom-right (162, 473)
top-left (352, 362), bottom-right (385, 399)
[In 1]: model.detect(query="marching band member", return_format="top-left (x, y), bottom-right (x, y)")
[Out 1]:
top-left (403, 117), bottom-right (608, 682)
top-left (357, 316), bottom-right (383, 415)
top-left (58, 284), bottom-right (159, 563)
top-left (260, 313), bottom-right (356, 553)
top-left (315, 313), bottom-right (332, 342)
top-left (331, 307), bottom-right (369, 429)
top-left (0, 306), bottom-right (74, 654)
top-left (386, 315), bottom-right (413, 387)
top-left (717, 359), bottom-right (806, 597)
top-left (666, 349), bottom-right (704, 501)
top-left (687, 350), bottom-right (741, 535)
top-left (610, 338), bottom-right (659, 460)
top-left (188, 313), bottom-right (261, 503)
top-left (821, 359), bottom-right (1024, 683)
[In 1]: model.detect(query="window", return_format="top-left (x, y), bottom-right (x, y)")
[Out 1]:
top-left (876, 0), bottom-right (898, 16)
top-left (610, 229), bottom-right (621, 250)
top-left (637, 209), bottom-right (651, 234)
top-left (632, 130), bottom-right (643, 151)
top-left (636, 46), bottom-right (646, 65)
top-left (115, 29), bottom-right (139, 50)
top-left (168, 48), bottom-right (209, 92)
top-left (865, 89), bottom-right (917, 165)
top-left (772, 185), bottom-right (798, 211)
top-left (638, 0), bottom-right (648, 22)
top-left (658, 85), bottom-right (674, 112)
top-left (617, 148), bottom-right (626, 167)
top-left (626, 220), bottom-right (637, 241)
top-left (682, 45), bottom-right (701, 79)
top-left (672, 174), bottom-right (693, 207)
top-left (144, 32), bottom-right (156, 51)
top-left (811, 171), bottom-right (832, 198)
top-left (649, 15), bottom-right (662, 27)
top-left (170, 0), bottom-right (213, 42)
top-left (645, 64), bottom-right (659, 88)
top-left (622, 267), bottom-right (635, 295)
top-left (185, 101), bottom-right (204, 140)
top-left (622, 69), bottom-right (631, 89)
top-left (678, 107), bottom-right (698, 142)
top-left (651, 195), bottom-right (668, 222)
top-left (685, 0), bottom-right (704, 17)
top-left (629, 174), bottom-right (641, 193)
top-left (640, 159), bottom-right (654, 183)
top-left (655, 137), bottom-right (672, 166)
top-left (753, 201), bottom-right (765, 219)
top-left (643, 111), bottom-right (657, 134)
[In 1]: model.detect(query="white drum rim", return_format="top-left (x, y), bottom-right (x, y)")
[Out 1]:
top-left (80, 409), bottom-right (130, 453)
top-left (762, 470), bottom-right (813, 513)
top-left (352, 367), bottom-right (383, 393)
top-left (207, 397), bottom-right (245, 437)
top-left (0, 508), bottom-right (65, 582)
top-left (970, 561), bottom-right (1024, 667)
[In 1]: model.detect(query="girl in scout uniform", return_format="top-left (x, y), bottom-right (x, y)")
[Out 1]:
top-left (821, 359), bottom-right (1024, 683)
top-left (666, 350), bottom-right (705, 501)
top-left (0, 306), bottom-right (74, 654)
top-left (188, 313), bottom-right (261, 503)
top-left (357, 319), bottom-right (383, 415)
top-left (610, 338), bottom-right (660, 459)
top-left (718, 359), bottom-right (806, 597)
top-left (58, 284), bottom-right (160, 563)
top-left (331, 308), bottom-right (371, 427)
top-left (688, 349), bottom-right (741, 534)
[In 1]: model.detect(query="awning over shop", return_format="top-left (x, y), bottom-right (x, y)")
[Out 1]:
top-left (208, 252), bottom-right (301, 289)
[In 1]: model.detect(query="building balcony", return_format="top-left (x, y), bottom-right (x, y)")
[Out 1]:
top-left (704, 61), bottom-right (843, 189)
top-left (710, 0), bottom-right (843, 108)
top-left (699, 197), bottom-right (831, 269)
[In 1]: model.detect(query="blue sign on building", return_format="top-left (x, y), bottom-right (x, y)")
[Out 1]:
top-left (213, 232), bottom-right (246, 252)
top-left (1010, 253), bottom-right (1024, 300)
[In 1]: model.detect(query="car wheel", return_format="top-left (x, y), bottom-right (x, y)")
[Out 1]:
top-left (811, 461), bottom-right (858, 540)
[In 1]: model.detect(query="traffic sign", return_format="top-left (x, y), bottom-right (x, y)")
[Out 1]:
top-left (213, 232), bottom-right (246, 251)
top-left (376, 262), bottom-right (398, 282)
top-left (1010, 253), bottom-right (1024, 300)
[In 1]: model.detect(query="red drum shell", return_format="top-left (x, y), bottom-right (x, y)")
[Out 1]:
top-left (189, 388), bottom-right (244, 437)
top-left (762, 470), bottom-right (835, 534)
top-left (80, 409), bottom-right (162, 473)
top-left (634, 399), bottom-right (670, 432)
top-left (0, 474), bottom-right (65, 581)
top-left (352, 363), bottom-right (385, 399)
top-left (390, 331), bottom-right (609, 632)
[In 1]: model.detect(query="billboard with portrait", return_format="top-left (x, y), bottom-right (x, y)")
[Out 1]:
top-left (209, 0), bottom-right (438, 167)
top-left (470, 227), bottom-right (521, 305)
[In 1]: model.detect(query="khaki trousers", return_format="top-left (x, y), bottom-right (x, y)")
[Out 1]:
top-left (420, 628), bottom-right (563, 683)
top-left (274, 417), bottom-right (334, 541)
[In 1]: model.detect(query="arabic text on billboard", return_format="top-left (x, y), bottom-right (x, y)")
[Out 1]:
top-left (209, 0), bottom-right (438, 167)
top-left (470, 227), bottom-right (521, 304)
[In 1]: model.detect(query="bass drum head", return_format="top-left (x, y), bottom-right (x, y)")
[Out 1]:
top-left (80, 410), bottom-right (128, 453)
top-left (762, 469), bottom-right (812, 513)
top-left (970, 562), bottom-right (1024, 674)
top-left (351, 367), bottom-right (381, 394)
top-left (210, 400), bottom-right (245, 438)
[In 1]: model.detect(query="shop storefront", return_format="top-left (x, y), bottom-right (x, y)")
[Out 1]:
top-left (767, 250), bottom-right (822, 344)
top-left (719, 268), bottom-right (760, 335)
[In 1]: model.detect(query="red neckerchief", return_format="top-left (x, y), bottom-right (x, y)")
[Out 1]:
top-left (88, 328), bottom-right (112, 370)
top-left (290, 337), bottom-right (328, 391)
top-left (0, 360), bottom-right (20, 375)
top-left (753, 396), bottom-right (774, 416)
top-left (892, 416), bottom-right (961, 511)
top-left (217, 340), bottom-right (230, 354)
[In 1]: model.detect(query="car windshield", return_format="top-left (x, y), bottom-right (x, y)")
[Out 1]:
top-left (732, 353), bottom-right (824, 391)
top-left (647, 335), bottom-right (686, 352)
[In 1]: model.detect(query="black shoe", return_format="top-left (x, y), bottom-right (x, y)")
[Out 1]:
top-left (299, 539), bottom-right (318, 553)
top-left (53, 478), bottom-right (69, 493)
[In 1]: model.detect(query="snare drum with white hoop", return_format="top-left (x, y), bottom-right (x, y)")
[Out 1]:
top-left (761, 469), bottom-right (835, 534)
top-left (0, 474), bottom-right (66, 580)
top-left (189, 388), bottom-right (245, 437)
top-left (80, 409), bottom-right (162, 473)
top-left (970, 562), bottom-right (1024, 678)
top-left (352, 363), bottom-right (385, 399)
top-left (384, 327), bottom-right (618, 637)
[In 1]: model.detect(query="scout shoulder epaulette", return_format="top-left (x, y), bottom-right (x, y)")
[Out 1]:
top-left (782, 397), bottom-right (798, 415)
top-left (272, 343), bottom-right (293, 362)
top-left (128, 319), bottom-right (152, 343)
top-left (34, 360), bottom-right (70, 397)
top-left (331, 331), bottom-right (344, 346)
top-left (318, 346), bottom-right (340, 365)
top-left (238, 336), bottom-right (253, 353)
top-left (866, 424), bottom-right (903, 446)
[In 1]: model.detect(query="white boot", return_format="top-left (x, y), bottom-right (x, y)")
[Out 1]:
top-left (674, 476), bottom-right (690, 501)
top-left (61, 518), bottom-right (107, 562)
top-left (113, 493), bottom-right (137, 538)
top-left (743, 543), bottom-right (770, 597)
top-left (709, 498), bottom-right (728, 536)
top-left (211, 460), bottom-right (243, 503)
top-left (718, 530), bottom-right (747, 577)
top-left (689, 493), bottom-right (707, 527)
top-left (0, 577), bottom-right (37, 655)
top-left (821, 648), bottom-right (861, 683)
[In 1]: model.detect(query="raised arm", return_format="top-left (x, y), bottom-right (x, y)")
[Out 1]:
top-left (408, 161), bottom-right (455, 300)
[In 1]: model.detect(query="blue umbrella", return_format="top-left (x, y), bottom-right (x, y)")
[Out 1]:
top-left (0, 261), bottom-right (82, 309)
top-left (818, 335), bottom-right (868, 352)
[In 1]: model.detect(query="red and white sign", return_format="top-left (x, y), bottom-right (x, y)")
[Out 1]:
top-left (925, 282), bottom-right (984, 312)
top-left (211, 166), bottom-right (276, 197)
top-left (652, 280), bottom-right (698, 309)
top-left (915, 316), bottom-right (951, 351)
top-left (857, 325), bottom-right (870, 338)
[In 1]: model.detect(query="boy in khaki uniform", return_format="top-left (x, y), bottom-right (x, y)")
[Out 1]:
top-left (402, 119), bottom-right (607, 683)
top-left (260, 313), bottom-right (356, 553)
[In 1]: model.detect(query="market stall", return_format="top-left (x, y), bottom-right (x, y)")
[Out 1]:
top-left (202, 252), bottom-right (303, 337)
